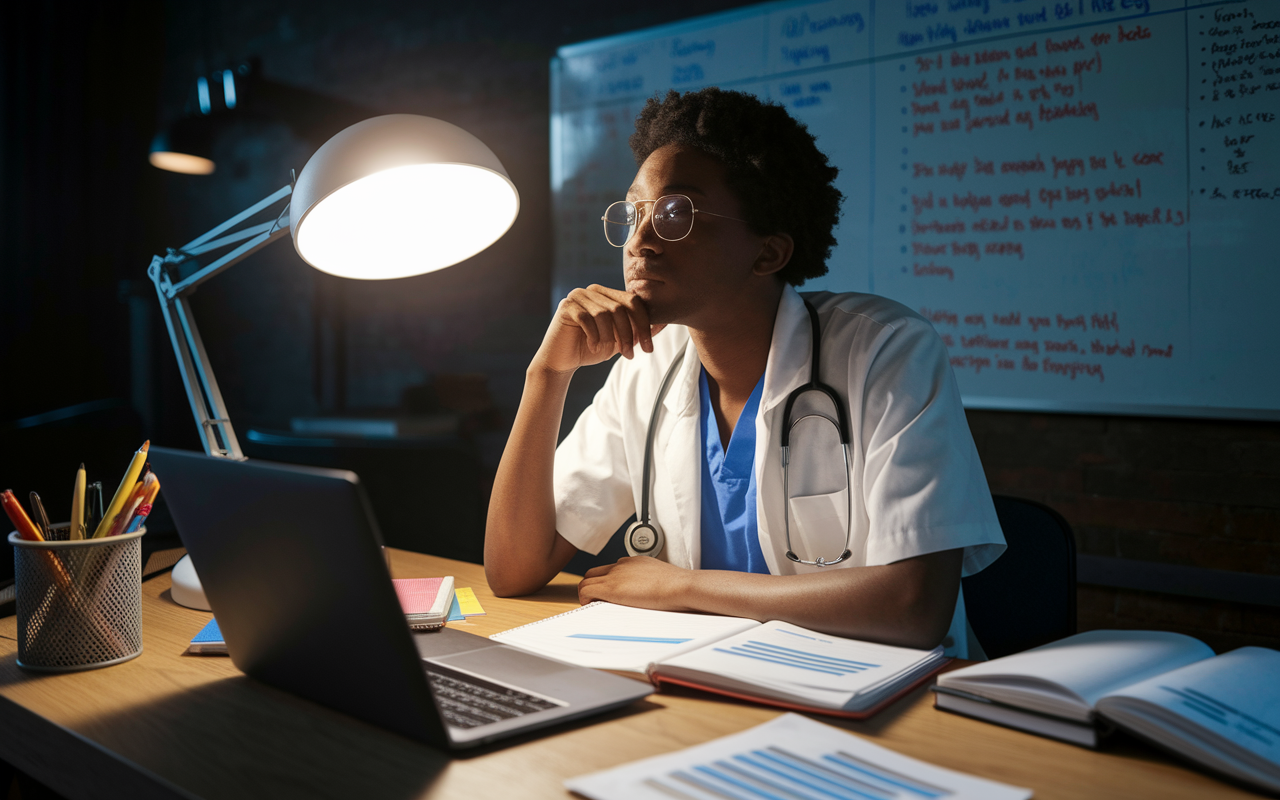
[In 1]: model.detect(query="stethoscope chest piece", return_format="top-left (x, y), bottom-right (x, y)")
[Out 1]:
top-left (624, 519), bottom-right (665, 557)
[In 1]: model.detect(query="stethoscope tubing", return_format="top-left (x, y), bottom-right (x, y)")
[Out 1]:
top-left (635, 298), bottom-right (853, 566)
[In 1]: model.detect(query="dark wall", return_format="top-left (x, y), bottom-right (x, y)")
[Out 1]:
top-left (2, 1), bottom-right (1276, 646)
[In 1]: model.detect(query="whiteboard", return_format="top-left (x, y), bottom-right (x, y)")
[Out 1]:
top-left (550, 0), bottom-right (1280, 420)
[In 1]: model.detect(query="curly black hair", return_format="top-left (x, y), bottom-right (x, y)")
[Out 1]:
top-left (629, 88), bottom-right (843, 286)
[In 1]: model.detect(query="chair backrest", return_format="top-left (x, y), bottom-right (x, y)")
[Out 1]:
top-left (962, 495), bottom-right (1077, 659)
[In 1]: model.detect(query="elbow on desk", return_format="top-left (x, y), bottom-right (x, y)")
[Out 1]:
top-left (484, 560), bottom-right (553, 599)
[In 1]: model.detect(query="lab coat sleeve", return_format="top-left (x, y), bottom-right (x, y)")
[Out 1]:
top-left (553, 361), bottom-right (637, 556)
top-left (855, 315), bottom-right (1005, 577)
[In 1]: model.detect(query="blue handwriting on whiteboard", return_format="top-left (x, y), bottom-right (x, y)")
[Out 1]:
top-left (781, 12), bottom-right (864, 38)
top-left (602, 76), bottom-right (644, 95)
top-left (965, 16), bottom-right (1011, 35)
top-left (672, 63), bottom-right (705, 84)
top-left (780, 45), bottom-right (831, 66)
top-left (671, 38), bottom-right (715, 58)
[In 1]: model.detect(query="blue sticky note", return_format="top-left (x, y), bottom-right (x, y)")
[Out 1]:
top-left (447, 594), bottom-right (464, 622)
top-left (191, 618), bottom-right (223, 644)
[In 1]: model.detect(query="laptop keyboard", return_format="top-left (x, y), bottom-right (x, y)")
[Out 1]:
top-left (425, 669), bottom-right (559, 729)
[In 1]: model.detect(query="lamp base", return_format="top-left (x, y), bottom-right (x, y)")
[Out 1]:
top-left (171, 554), bottom-right (211, 611)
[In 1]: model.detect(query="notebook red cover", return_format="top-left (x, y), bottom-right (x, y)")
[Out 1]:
top-left (649, 658), bottom-right (950, 719)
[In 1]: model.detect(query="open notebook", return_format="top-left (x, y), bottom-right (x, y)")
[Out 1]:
top-left (934, 630), bottom-right (1280, 793)
top-left (490, 602), bottom-right (947, 718)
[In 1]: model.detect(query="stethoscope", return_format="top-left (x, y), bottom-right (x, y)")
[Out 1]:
top-left (625, 299), bottom-right (853, 567)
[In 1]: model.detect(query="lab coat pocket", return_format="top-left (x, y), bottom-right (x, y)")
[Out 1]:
top-left (786, 490), bottom-right (849, 563)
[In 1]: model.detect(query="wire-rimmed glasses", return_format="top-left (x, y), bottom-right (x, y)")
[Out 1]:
top-left (601, 194), bottom-right (746, 247)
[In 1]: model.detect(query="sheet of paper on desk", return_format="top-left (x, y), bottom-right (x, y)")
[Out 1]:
top-left (490, 602), bottom-right (757, 672)
top-left (566, 713), bottom-right (1032, 800)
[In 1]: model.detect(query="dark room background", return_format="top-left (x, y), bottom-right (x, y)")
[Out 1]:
top-left (1, 1), bottom-right (1276, 651)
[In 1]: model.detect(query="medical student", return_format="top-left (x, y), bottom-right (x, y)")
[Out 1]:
top-left (485, 88), bottom-right (1005, 658)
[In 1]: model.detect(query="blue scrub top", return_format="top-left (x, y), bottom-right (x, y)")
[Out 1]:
top-left (698, 368), bottom-right (770, 573)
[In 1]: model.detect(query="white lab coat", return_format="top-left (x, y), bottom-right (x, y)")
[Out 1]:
top-left (553, 286), bottom-right (1006, 658)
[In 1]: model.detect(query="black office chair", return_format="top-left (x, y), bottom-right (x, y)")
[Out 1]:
top-left (962, 495), bottom-right (1077, 659)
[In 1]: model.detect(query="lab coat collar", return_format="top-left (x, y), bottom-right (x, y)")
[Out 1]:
top-left (760, 286), bottom-right (812, 414)
top-left (661, 332), bottom-right (702, 418)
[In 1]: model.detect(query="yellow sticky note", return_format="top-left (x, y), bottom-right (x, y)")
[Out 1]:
top-left (455, 587), bottom-right (485, 616)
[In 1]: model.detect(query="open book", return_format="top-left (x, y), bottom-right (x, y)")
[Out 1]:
top-left (934, 630), bottom-right (1280, 793)
top-left (489, 602), bottom-right (948, 718)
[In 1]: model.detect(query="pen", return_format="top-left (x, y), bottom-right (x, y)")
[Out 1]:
top-left (70, 463), bottom-right (86, 540)
top-left (94, 440), bottom-right (149, 539)
top-left (85, 481), bottom-right (103, 532)
top-left (29, 492), bottom-right (52, 539)
top-left (2, 490), bottom-right (45, 541)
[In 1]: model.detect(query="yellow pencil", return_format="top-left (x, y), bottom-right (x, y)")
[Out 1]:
top-left (70, 463), bottom-right (86, 540)
top-left (93, 441), bottom-right (149, 539)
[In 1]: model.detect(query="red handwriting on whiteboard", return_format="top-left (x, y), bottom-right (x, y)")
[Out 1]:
top-left (999, 190), bottom-right (1031, 208)
top-left (954, 192), bottom-right (993, 212)
top-left (1091, 312), bottom-right (1119, 332)
top-left (1124, 208), bottom-right (1186, 227)
top-left (920, 308), bottom-right (958, 327)
top-left (984, 242), bottom-right (1024, 258)
top-left (1057, 314), bottom-right (1086, 331)
top-left (1028, 316), bottom-right (1052, 332)
top-left (914, 79), bottom-right (946, 97)
top-left (1142, 343), bottom-right (1174, 357)
top-left (913, 219), bottom-right (966, 233)
top-left (912, 242), bottom-right (947, 255)
top-left (1052, 156), bottom-right (1086, 178)
top-left (973, 216), bottom-right (1010, 231)
top-left (913, 262), bottom-right (955, 280)
top-left (1117, 24), bottom-right (1152, 42)
top-left (1043, 358), bottom-right (1105, 381)
top-left (1000, 155), bottom-right (1045, 174)
top-left (1091, 339), bottom-right (1135, 356)
top-left (950, 355), bottom-right (993, 374)
top-left (962, 334), bottom-right (1009, 348)
top-left (1095, 180), bottom-right (1142, 201)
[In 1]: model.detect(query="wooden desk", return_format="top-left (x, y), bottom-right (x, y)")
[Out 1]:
top-left (0, 552), bottom-right (1256, 799)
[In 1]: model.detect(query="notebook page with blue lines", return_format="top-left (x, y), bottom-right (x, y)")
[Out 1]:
top-left (566, 713), bottom-right (1031, 800)
top-left (656, 621), bottom-right (945, 709)
top-left (489, 601), bottom-right (759, 672)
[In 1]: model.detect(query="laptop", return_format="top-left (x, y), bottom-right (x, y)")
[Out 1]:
top-left (148, 446), bottom-right (652, 748)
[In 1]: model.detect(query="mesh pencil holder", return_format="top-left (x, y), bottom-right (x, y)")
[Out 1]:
top-left (9, 524), bottom-right (145, 672)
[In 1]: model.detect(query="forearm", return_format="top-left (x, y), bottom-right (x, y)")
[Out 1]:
top-left (682, 566), bottom-right (955, 649)
top-left (581, 550), bottom-right (963, 650)
top-left (484, 367), bottom-right (578, 596)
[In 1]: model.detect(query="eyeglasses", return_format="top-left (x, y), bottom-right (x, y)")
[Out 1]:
top-left (601, 194), bottom-right (747, 248)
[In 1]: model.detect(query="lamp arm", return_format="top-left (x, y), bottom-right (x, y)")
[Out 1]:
top-left (147, 184), bottom-right (293, 459)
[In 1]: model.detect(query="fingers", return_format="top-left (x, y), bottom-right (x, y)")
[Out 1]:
top-left (563, 286), bottom-right (659, 359)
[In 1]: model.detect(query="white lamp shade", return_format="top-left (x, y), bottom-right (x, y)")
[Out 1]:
top-left (289, 114), bottom-right (519, 280)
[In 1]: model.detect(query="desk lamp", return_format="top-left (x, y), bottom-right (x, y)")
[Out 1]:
top-left (148, 115), bottom-right (520, 609)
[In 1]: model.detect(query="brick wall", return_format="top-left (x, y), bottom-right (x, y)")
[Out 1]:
top-left (967, 410), bottom-right (1280, 652)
